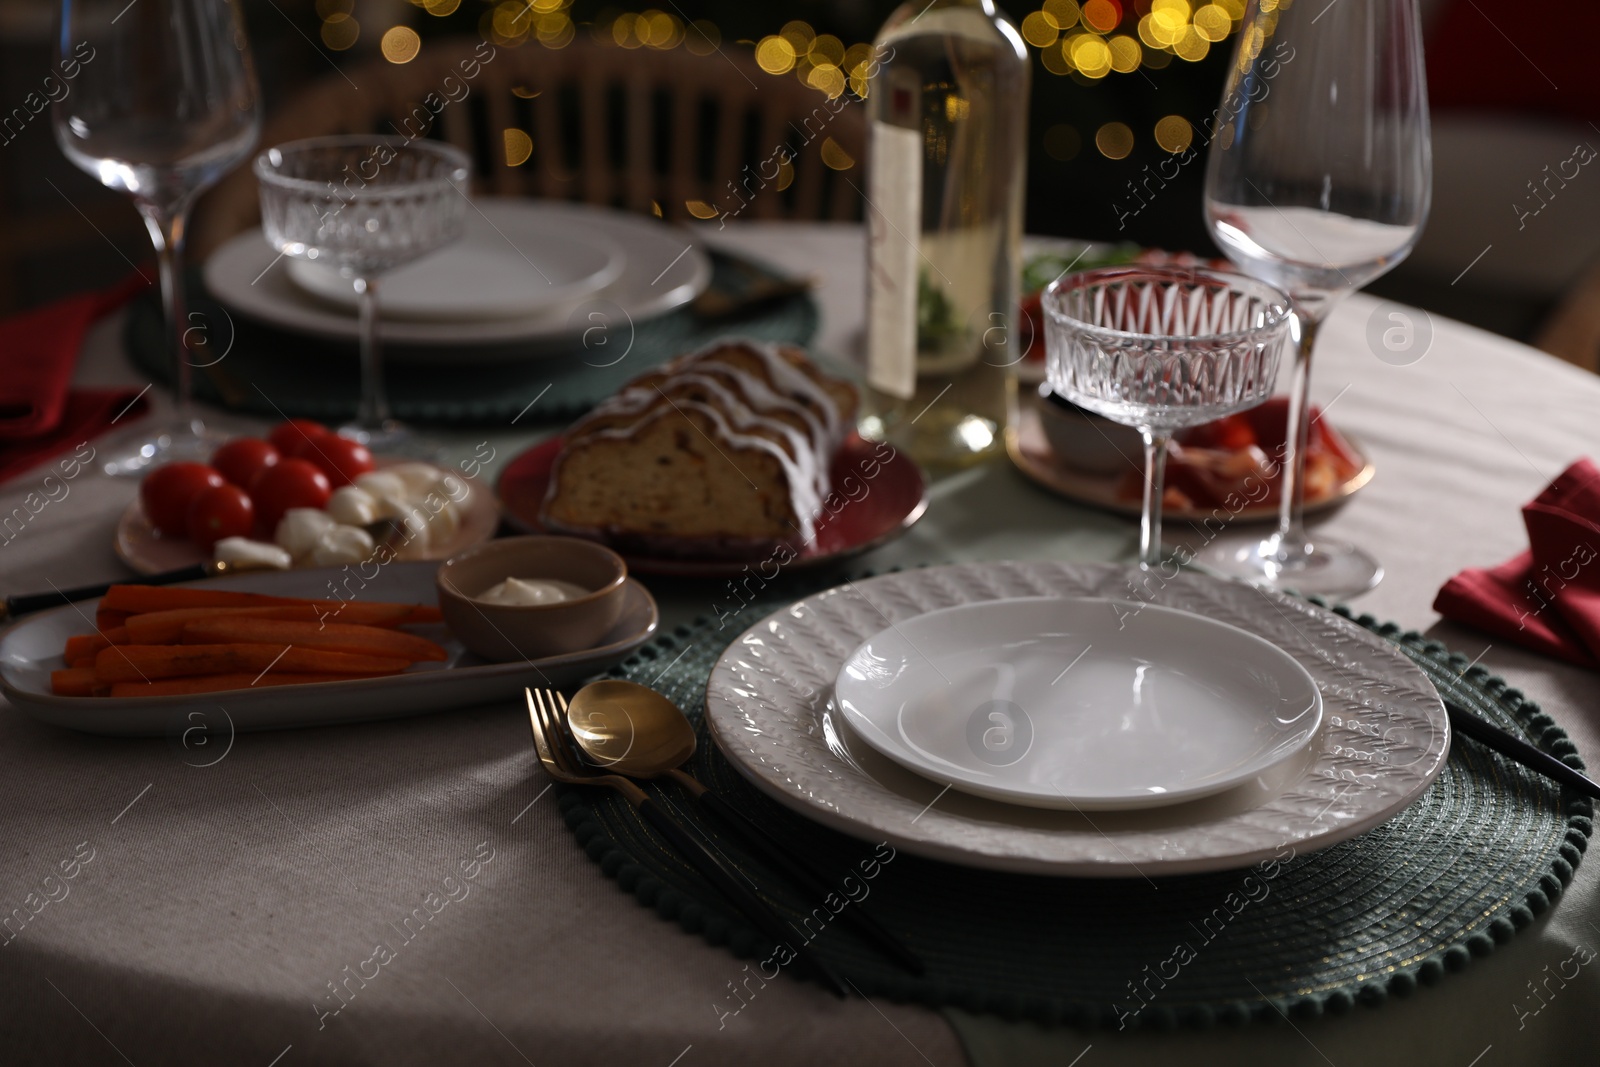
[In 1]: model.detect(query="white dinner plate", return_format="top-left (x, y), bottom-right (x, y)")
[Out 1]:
top-left (835, 597), bottom-right (1322, 810)
top-left (705, 562), bottom-right (1450, 877)
top-left (0, 563), bottom-right (658, 736)
top-left (203, 199), bottom-right (712, 353)
top-left (285, 206), bottom-right (624, 322)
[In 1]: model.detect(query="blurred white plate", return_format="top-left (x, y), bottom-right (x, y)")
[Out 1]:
top-left (204, 199), bottom-right (711, 349)
top-left (0, 563), bottom-right (658, 736)
top-left (285, 206), bottom-right (624, 322)
top-left (835, 597), bottom-right (1322, 811)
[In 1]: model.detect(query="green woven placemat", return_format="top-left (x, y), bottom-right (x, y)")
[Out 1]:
top-left (125, 250), bottom-right (817, 426)
top-left (558, 571), bottom-right (1592, 1030)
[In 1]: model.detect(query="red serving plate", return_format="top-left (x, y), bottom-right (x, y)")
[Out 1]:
top-left (496, 432), bottom-right (929, 577)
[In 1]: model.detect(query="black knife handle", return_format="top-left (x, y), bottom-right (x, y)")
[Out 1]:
top-left (637, 797), bottom-right (849, 998)
top-left (1446, 701), bottom-right (1600, 800)
top-left (6, 564), bottom-right (211, 620)
top-left (694, 788), bottom-right (925, 975)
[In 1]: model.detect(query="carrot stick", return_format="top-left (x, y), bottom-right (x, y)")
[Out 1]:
top-left (124, 603), bottom-right (437, 644)
top-left (107, 671), bottom-right (402, 698)
top-left (51, 668), bottom-right (99, 697)
top-left (64, 634), bottom-right (111, 663)
top-left (93, 643), bottom-right (411, 684)
top-left (178, 618), bottom-right (447, 662)
top-left (98, 585), bottom-right (315, 614)
top-left (314, 602), bottom-right (443, 625)
top-left (99, 584), bottom-right (443, 621)
top-left (96, 610), bottom-right (130, 630)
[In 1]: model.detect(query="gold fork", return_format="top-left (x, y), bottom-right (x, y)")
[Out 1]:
top-left (525, 688), bottom-right (849, 998)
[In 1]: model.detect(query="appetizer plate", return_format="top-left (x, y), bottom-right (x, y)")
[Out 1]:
top-left (0, 562), bottom-right (658, 736)
top-left (705, 561), bottom-right (1449, 877)
top-left (1006, 400), bottom-right (1375, 522)
top-left (286, 208), bottom-right (624, 322)
top-left (835, 597), bottom-right (1322, 811)
top-left (496, 432), bottom-right (928, 578)
top-left (203, 199), bottom-right (712, 350)
top-left (115, 462), bottom-right (500, 576)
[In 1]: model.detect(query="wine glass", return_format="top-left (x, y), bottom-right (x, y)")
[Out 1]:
top-left (254, 136), bottom-right (470, 453)
top-left (53, 0), bottom-right (261, 476)
top-left (1044, 265), bottom-right (1292, 571)
top-left (1198, 0), bottom-right (1432, 596)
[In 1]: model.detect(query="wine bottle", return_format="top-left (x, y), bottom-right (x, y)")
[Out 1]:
top-left (859, 0), bottom-right (1029, 468)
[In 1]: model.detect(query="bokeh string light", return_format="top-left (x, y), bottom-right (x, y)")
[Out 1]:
top-left (313, 0), bottom-right (1262, 184)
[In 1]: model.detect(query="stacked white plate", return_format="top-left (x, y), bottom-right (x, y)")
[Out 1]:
top-left (203, 199), bottom-right (713, 359)
top-left (704, 561), bottom-right (1450, 877)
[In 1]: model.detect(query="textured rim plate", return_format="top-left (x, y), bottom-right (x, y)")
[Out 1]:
top-left (285, 208), bottom-right (624, 322)
top-left (114, 462), bottom-right (499, 576)
top-left (1007, 399), bottom-right (1375, 522)
top-left (705, 561), bottom-right (1450, 877)
top-left (0, 563), bottom-right (658, 736)
top-left (495, 432), bottom-right (929, 578)
top-left (203, 199), bottom-right (712, 347)
top-left (835, 596), bottom-right (1323, 811)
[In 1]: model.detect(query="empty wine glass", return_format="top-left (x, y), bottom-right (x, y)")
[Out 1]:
top-left (53, 0), bottom-right (261, 476)
top-left (254, 136), bottom-right (470, 453)
top-left (1044, 265), bottom-right (1292, 571)
top-left (1198, 0), bottom-right (1432, 596)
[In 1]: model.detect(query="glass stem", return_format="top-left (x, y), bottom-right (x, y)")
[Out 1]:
top-left (139, 206), bottom-right (199, 435)
top-left (1138, 427), bottom-right (1171, 571)
top-left (353, 276), bottom-right (389, 431)
top-left (1271, 309), bottom-right (1325, 558)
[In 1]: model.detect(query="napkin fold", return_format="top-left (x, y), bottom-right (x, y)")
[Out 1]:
top-left (1434, 457), bottom-right (1600, 667)
top-left (0, 272), bottom-right (153, 483)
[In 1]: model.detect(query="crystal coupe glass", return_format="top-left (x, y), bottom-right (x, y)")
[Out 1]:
top-left (255, 136), bottom-right (470, 452)
top-left (1044, 265), bottom-right (1293, 570)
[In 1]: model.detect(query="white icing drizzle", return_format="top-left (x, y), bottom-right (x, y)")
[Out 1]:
top-left (720, 339), bottom-right (845, 443)
top-left (677, 364), bottom-right (830, 457)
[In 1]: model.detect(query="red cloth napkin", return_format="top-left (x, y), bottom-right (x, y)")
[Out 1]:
top-left (1434, 458), bottom-right (1600, 667)
top-left (0, 272), bottom-right (153, 483)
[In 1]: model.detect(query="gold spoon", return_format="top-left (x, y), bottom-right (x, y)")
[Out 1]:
top-left (566, 679), bottom-right (925, 975)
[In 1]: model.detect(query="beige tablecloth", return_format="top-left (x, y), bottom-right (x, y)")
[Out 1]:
top-left (1, 224), bottom-right (1596, 1066)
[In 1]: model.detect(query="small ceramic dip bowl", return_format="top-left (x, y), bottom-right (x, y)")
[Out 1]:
top-left (436, 536), bottom-right (628, 662)
top-left (1036, 383), bottom-right (1145, 477)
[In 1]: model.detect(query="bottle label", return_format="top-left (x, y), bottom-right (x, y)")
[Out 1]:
top-left (866, 122), bottom-right (922, 401)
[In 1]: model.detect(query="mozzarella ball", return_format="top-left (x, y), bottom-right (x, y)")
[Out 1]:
top-left (326, 485), bottom-right (379, 527)
top-left (213, 537), bottom-right (292, 570)
top-left (353, 471), bottom-right (407, 502)
top-left (275, 508), bottom-right (336, 560)
top-left (309, 524), bottom-right (375, 567)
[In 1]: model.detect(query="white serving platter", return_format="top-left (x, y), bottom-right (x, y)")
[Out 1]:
top-left (0, 562), bottom-right (657, 736)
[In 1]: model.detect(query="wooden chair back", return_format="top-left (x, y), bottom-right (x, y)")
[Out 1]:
top-left (192, 36), bottom-right (865, 259)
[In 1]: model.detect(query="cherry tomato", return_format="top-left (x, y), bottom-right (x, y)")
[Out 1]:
top-left (141, 463), bottom-right (226, 537)
top-left (1018, 292), bottom-right (1045, 361)
top-left (267, 419), bottom-right (331, 461)
top-left (249, 459), bottom-right (332, 533)
top-left (307, 435), bottom-right (376, 487)
top-left (210, 437), bottom-right (280, 489)
top-left (1179, 413), bottom-right (1257, 452)
top-left (186, 484), bottom-right (254, 551)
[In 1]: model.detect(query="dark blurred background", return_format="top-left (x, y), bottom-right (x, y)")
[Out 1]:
top-left (4, 0), bottom-right (1598, 368)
